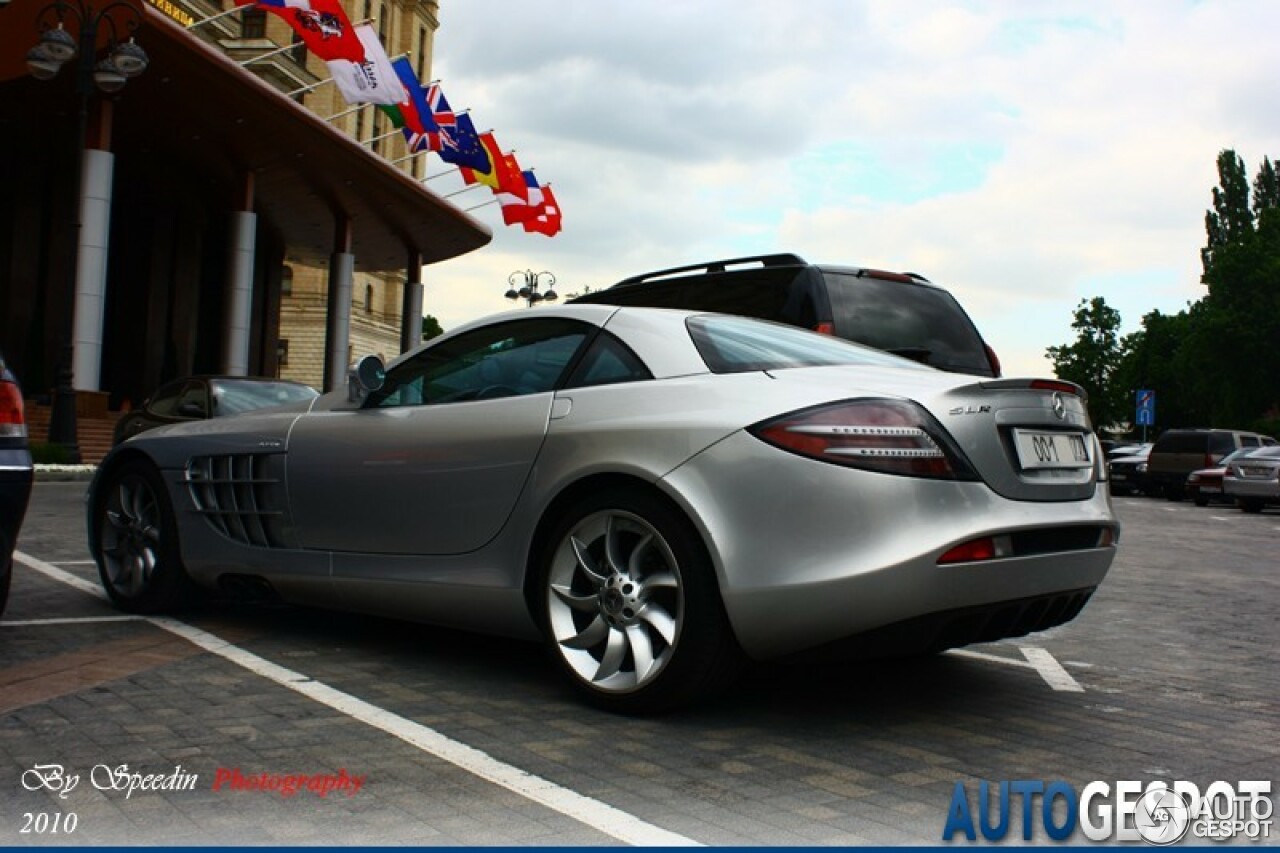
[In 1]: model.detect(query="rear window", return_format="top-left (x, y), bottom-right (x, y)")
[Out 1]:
top-left (582, 268), bottom-right (820, 328)
top-left (822, 273), bottom-right (991, 374)
top-left (1155, 432), bottom-right (1207, 454)
top-left (687, 314), bottom-right (921, 374)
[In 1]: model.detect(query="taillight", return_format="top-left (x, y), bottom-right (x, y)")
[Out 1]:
top-left (1029, 379), bottom-right (1080, 396)
top-left (0, 379), bottom-right (26, 439)
top-left (984, 344), bottom-right (1002, 377)
top-left (814, 322), bottom-right (835, 335)
top-left (749, 399), bottom-right (977, 479)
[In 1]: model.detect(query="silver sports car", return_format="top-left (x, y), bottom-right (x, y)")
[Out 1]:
top-left (89, 305), bottom-right (1118, 712)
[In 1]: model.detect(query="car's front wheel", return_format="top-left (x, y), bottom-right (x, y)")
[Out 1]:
top-left (539, 489), bottom-right (742, 713)
top-left (92, 460), bottom-right (200, 613)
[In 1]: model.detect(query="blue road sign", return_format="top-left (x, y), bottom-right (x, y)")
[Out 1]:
top-left (1136, 389), bottom-right (1155, 426)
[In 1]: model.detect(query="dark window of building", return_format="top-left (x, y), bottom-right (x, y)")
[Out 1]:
top-left (365, 284), bottom-right (374, 314)
top-left (242, 8), bottom-right (266, 38)
top-left (417, 27), bottom-right (427, 79)
top-left (281, 266), bottom-right (293, 296)
top-left (289, 30), bottom-right (307, 67)
top-left (378, 3), bottom-right (387, 42)
top-left (277, 339), bottom-right (289, 367)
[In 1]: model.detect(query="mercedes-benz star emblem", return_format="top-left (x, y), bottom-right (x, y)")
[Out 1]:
top-left (1051, 392), bottom-right (1067, 420)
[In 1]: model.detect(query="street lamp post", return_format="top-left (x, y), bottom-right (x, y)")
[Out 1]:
top-left (28, 0), bottom-right (148, 462)
top-left (504, 270), bottom-right (558, 308)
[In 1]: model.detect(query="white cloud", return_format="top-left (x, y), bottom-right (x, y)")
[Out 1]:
top-left (420, 0), bottom-right (1280, 377)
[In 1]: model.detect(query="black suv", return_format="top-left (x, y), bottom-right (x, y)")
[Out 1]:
top-left (571, 253), bottom-right (1001, 377)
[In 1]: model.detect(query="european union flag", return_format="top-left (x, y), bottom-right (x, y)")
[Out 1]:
top-left (437, 112), bottom-right (492, 174)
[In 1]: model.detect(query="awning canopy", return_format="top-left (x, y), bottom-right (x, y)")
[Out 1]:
top-left (0, 0), bottom-right (491, 271)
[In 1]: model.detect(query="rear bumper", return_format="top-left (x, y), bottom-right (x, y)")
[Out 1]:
top-left (0, 465), bottom-right (34, 567)
top-left (785, 586), bottom-right (1097, 661)
top-left (1225, 480), bottom-right (1280, 499)
top-left (662, 430), bottom-right (1118, 660)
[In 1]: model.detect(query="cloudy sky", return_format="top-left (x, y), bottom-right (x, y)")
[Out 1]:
top-left (419, 1), bottom-right (1279, 376)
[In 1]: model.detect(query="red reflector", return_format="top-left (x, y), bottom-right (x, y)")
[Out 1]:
top-left (939, 537), bottom-right (996, 564)
top-left (1029, 380), bottom-right (1079, 396)
top-left (814, 322), bottom-right (835, 335)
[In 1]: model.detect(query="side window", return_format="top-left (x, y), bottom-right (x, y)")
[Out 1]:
top-left (562, 332), bottom-right (652, 389)
top-left (145, 381), bottom-right (186, 417)
top-left (367, 319), bottom-right (592, 409)
top-left (1240, 435), bottom-right (1259, 448)
top-left (175, 381), bottom-right (209, 418)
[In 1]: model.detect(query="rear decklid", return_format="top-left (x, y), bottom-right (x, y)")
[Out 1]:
top-left (765, 367), bottom-right (1097, 502)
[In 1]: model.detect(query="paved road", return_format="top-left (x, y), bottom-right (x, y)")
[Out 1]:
top-left (2, 483), bottom-right (1277, 845)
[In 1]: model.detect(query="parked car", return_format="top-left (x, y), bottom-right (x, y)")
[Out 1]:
top-left (1146, 428), bottom-right (1276, 500)
top-left (1107, 444), bottom-right (1153, 496)
top-left (114, 376), bottom-right (319, 445)
top-left (1223, 446), bottom-right (1280, 513)
top-left (1104, 441), bottom-right (1144, 459)
top-left (571, 253), bottom-right (1002, 377)
top-left (87, 306), bottom-right (1117, 712)
top-left (0, 352), bottom-right (33, 616)
top-left (1185, 448), bottom-right (1262, 507)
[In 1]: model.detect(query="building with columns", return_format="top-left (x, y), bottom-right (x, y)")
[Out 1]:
top-left (0, 0), bottom-right (487, 457)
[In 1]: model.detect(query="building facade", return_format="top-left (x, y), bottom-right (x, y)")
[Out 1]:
top-left (205, 0), bottom-right (443, 388)
top-left (0, 0), bottom-right (489, 459)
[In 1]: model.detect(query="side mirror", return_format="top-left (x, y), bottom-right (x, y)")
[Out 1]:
top-left (348, 354), bottom-right (385, 403)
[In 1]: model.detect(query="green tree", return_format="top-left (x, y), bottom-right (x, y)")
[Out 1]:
top-left (421, 314), bottom-right (444, 341)
top-left (1195, 150), bottom-right (1280, 425)
top-left (1201, 150), bottom-right (1254, 277)
top-left (1111, 309), bottom-right (1205, 430)
top-left (1046, 296), bottom-right (1124, 427)
top-left (1252, 156), bottom-right (1279, 220)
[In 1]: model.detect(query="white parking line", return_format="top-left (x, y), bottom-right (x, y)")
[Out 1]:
top-left (1019, 646), bottom-right (1085, 692)
top-left (1210, 516), bottom-right (1235, 522)
top-left (949, 646), bottom-right (1085, 692)
top-left (1, 615), bottom-right (145, 627)
top-left (13, 552), bottom-right (700, 847)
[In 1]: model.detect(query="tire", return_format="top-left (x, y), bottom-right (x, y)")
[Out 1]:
top-left (1193, 495), bottom-right (1209, 507)
top-left (92, 459), bottom-right (200, 613)
top-left (537, 488), bottom-right (743, 714)
top-left (0, 553), bottom-right (10, 618)
top-left (1239, 499), bottom-right (1264, 514)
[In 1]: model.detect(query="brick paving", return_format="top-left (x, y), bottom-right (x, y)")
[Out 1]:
top-left (1, 482), bottom-right (1277, 845)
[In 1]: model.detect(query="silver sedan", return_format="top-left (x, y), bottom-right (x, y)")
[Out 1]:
top-left (87, 306), bottom-right (1118, 712)
top-left (1223, 445), bottom-right (1280, 512)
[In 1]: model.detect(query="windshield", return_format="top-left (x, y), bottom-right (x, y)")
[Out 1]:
top-left (687, 314), bottom-right (926, 374)
top-left (210, 380), bottom-right (318, 416)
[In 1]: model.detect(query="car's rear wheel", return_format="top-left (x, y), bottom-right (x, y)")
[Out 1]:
top-left (1238, 498), bottom-right (1264, 514)
top-left (539, 489), bottom-right (742, 713)
top-left (93, 460), bottom-right (200, 613)
top-left (1193, 495), bottom-right (1209, 507)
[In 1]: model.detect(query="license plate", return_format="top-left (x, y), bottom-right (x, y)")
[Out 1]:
top-left (1012, 430), bottom-right (1092, 470)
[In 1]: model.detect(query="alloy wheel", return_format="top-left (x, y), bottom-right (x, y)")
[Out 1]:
top-left (546, 510), bottom-right (684, 693)
top-left (100, 473), bottom-right (164, 598)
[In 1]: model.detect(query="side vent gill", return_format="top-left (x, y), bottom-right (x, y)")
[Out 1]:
top-left (184, 453), bottom-right (288, 548)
